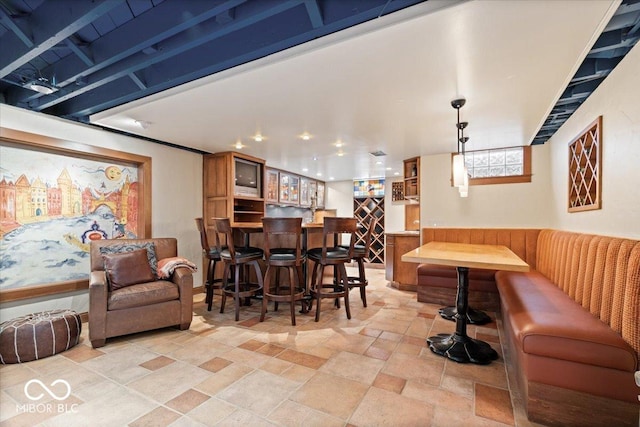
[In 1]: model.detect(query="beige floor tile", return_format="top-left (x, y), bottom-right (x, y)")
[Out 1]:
top-left (402, 380), bottom-right (473, 412)
top-left (43, 384), bottom-right (156, 427)
top-left (219, 347), bottom-right (272, 369)
top-left (128, 361), bottom-right (210, 403)
top-left (182, 397), bottom-right (236, 426)
top-left (216, 369), bottom-right (299, 416)
top-left (323, 331), bottom-right (375, 354)
top-left (268, 399), bottom-right (344, 427)
top-left (168, 336), bottom-right (234, 366)
top-left (129, 406), bottom-right (182, 427)
top-left (216, 408), bottom-right (277, 426)
top-left (349, 386), bottom-right (435, 427)
top-left (290, 372), bottom-right (369, 420)
top-left (381, 351), bottom-right (445, 386)
top-left (194, 363), bottom-right (253, 396)
top-left (80, 345), bottom-right (161, 384)
top-left (319, 351), bottom-right (384, 385)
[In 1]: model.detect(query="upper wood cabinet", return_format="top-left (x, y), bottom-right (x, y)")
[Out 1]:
top-left (403, 157), bottom-right (420, 231)
top-left (203, 151), bottom-right (265, 226)
top-left (265, 168), bottom-right (279, 204)
top-left (264, 167), bottom-right (325, 209)
top-left (403, 157), bottom-right (420, 199)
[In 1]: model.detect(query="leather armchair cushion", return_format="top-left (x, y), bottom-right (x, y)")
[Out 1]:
top-left (102, 249), bottom-right (155, 290)
top-left (108, 280), bottom-right (179, 310)
top-left (99, 242), bottom-right (158, 277)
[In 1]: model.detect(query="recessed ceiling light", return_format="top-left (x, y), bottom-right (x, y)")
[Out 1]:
top-left (302, 168), bottom-right (308, 172)
top-left (386, 167), bottom-right (392, 170)
top-left (316, 172), bottom-right (322, 177)
top-left (335, 140), bottom-right (343, 148)
top-left (300, 133), bottom-right (311, 140)
top-left (253, 134), bottom-right (263, 142)
top-left (375, 161), bottom-right (383, 165)
top-left (234, 141), bottom-right (244, 149)
top-left (329, 177), bottom-right (334, 180)
top-left (394, 172), bottom-right (400, 176)
top-left (337, 151), bottom-right (345, 157)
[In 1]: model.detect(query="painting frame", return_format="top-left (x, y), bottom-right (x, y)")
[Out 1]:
top-left (0, 127), bottom-right (152, 302)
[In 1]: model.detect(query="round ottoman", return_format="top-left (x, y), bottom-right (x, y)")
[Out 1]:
top-left (0, 309), bottom-right (82, 364)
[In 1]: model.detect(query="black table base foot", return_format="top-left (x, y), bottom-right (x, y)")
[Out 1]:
top-left (427, 333), bottom-right (498, 364)
top-left (439, 306), bottom-right (492, 325)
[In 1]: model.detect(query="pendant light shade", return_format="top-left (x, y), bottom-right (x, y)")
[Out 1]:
top-left (452, 154), bottom-right (466, 187)
top-left (451, 98), bottom-right (469, 197)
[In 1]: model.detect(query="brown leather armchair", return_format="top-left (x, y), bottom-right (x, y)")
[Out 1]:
top-left (89, 238), bottom-right (193, 348)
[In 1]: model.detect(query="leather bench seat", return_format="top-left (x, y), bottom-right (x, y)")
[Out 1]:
top-left (497, 270), bottom-right (637, 372)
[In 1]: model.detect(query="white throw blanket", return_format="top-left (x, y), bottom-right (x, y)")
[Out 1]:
top-left (157, 257), bottom-right (197, 279)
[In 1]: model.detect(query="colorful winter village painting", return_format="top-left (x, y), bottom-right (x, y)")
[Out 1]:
top-left (0, 144), bottom-right (140, 290)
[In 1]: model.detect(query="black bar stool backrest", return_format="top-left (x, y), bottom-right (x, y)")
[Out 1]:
top-left (322, 217), bottom-right (357, 259)
top-left (262, 217), bottom-right (304, 265)
top-left (211, 218), bottom-right (236, 260)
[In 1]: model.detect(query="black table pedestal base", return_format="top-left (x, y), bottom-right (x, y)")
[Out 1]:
top-left (427, 333), bottom-right (498, 364)
top-left (439, 306), bottom-right (492, 325)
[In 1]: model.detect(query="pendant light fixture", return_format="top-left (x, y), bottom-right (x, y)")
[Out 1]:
top-left (451, 98), bottom-right (469, 197)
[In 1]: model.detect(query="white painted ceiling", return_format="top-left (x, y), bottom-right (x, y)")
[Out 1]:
top-left (91, 0), bottom-right (618, 182)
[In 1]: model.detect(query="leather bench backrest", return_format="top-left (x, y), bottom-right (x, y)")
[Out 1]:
top-left (536, 229), bottom-right (640, 358)
top-left (421, 228), bottom-right (540, 269)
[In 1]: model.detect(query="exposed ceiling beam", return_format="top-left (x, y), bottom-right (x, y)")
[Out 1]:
top-left (0, 0), bottom-right (124, 78)
top-left (304, 0), bottom-right (324, 28)
top-left (31, 0), bottom-right (306, 112)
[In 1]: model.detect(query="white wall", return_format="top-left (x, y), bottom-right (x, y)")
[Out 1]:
top-left (0, 105), bottom-right (203, 321)
top-left (420, 144), bottom-right (553, 228)
top-left (547, 44), bottom-right (640, 239)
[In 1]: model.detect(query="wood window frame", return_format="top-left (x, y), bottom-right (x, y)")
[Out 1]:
top-left (450, 145), bottom-right (532, 186)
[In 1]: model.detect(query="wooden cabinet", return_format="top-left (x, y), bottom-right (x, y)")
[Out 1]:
top-left (265, 168), bottom-right (279, 204)
top-left (403, 157), bottom-right (420, 231)
top-left (385, 232), bottom-right (420, 291)
top-left (403, 157), bottom-right (420, 199)
top-left (203, 151), bottom-right (265, 226)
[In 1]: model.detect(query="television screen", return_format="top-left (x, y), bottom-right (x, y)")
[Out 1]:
top-left (235, 159), bottom-right (258, 188)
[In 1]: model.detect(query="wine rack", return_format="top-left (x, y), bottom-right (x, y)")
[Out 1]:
top-left (568, 116), bottom-right (601, 212)
top-left (353, 197), bottom-right (385, 264)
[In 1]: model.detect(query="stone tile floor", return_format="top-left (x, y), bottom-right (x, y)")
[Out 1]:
top-left (0, 268), bottom-right (544, 426)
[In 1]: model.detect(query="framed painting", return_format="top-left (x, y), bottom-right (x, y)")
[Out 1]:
top-left (0, 128), bottom-right (152, 302)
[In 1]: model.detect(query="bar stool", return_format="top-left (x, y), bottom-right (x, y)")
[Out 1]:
top-left (211, 218), bottom-right (264, 321)
top-left (195, 218), bottom-right (224, 311)
top-left (340, 217), bottom-right (376, 307)
top-left (260, 217), bottom-right (306, 326)
top-left (307, 217), bottom-right (357, 322)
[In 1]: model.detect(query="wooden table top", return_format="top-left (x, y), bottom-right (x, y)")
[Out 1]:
top-left (401, 241), bottom-right (529, 272)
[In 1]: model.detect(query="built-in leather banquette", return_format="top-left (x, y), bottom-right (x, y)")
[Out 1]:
top-left (496, 230), bottom-right (639, 426)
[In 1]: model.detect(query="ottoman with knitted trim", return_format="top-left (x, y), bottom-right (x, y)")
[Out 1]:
top-left (0, 309), bottom-right (82, 364)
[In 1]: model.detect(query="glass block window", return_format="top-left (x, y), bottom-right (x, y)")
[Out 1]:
top-left (452, 145), bottom-right (532, 186)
